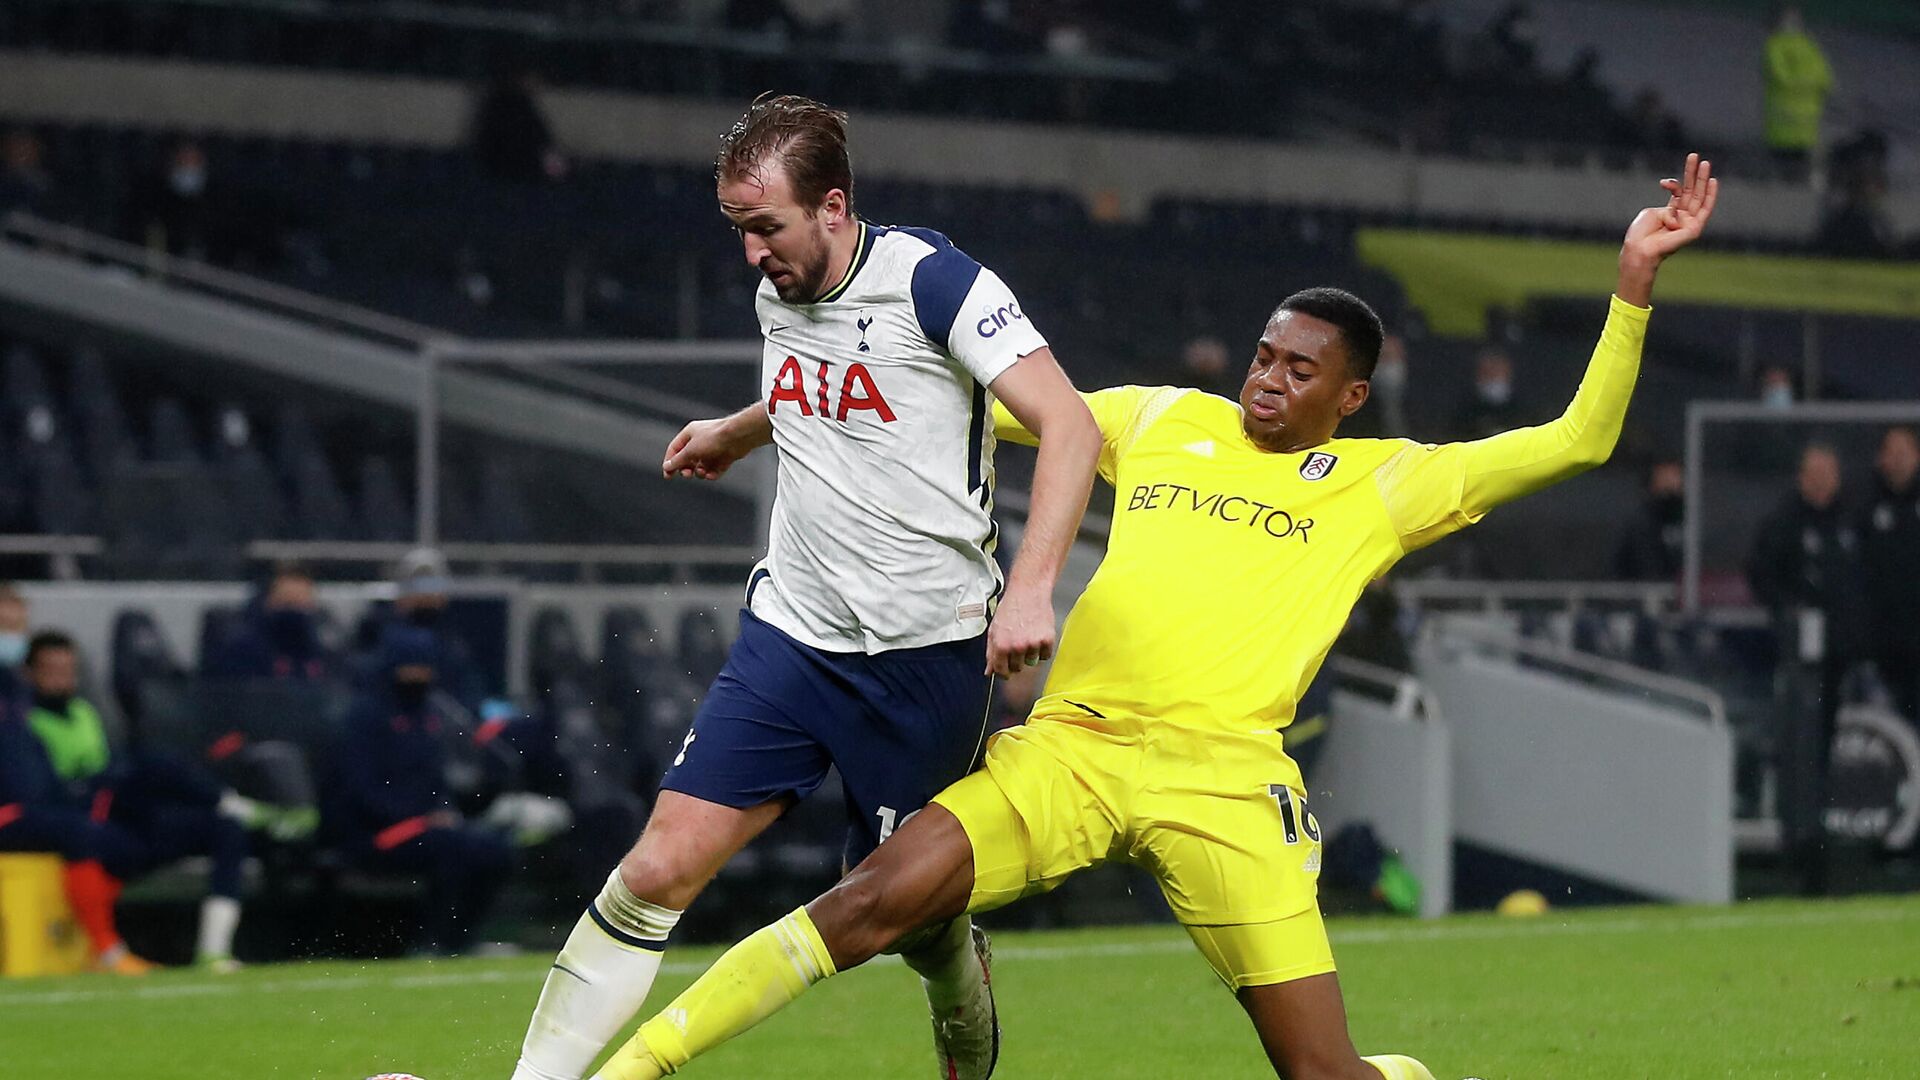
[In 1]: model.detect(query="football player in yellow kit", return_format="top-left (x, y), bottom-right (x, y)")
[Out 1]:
top-left (592, 157), bottom-right (1717, 1080)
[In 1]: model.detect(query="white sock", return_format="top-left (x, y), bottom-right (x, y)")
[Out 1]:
top-left (901, 917), bottom-right (984, 1015)
top-left (196, 895), bottom-right (243, 960)
top-left (512, 869), bottom-right (682, 1080)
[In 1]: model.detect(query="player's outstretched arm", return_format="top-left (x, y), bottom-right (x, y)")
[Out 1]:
top-left (661, 401), bottom-right (774, 480)
top-left (1442, 156), bottom-right (1717, 523)
top-left (986, 348), bottom-right (1101, 677)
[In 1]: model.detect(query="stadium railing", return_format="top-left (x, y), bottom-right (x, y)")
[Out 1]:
top-left (1418, 617), bottom-right (1734, 904)
top-left (1316, 656), bottom-right (1453, 918)
top-left (2, 212), bottom-right (771, 559)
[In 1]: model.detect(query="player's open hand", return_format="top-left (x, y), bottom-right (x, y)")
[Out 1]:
top-left (1623, 153), bottom-right (1718, 265)
top-left (663, 416), bottom-right (748, 481)
top-left (987, 585), bottom-right (1056, 677)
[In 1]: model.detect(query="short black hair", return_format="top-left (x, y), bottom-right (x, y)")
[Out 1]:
top-left (26, 629), bottom-right (74, 666)
top-left (1274, 287), bottom-right (1384, 380)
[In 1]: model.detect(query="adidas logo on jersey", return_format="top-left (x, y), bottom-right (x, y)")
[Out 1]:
top-left (1183, 440), bottom-right (1215, 458)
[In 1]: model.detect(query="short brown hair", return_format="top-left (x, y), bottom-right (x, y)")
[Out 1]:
top-left (716, 93), bottom-right (854, 213)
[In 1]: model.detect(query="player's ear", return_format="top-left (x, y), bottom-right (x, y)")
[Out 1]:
top-left (819, 188), bottom-right (850, 227)
top-left (1339, 379), bottom-right (1370, 418)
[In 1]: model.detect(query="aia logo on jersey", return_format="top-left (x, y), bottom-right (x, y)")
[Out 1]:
top-left (1299, 451), bottom-right (1337, 481)
top-left (767, 355), bottom-right (897, 422)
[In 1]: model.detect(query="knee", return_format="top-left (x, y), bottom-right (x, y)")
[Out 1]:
top-left (810, 870), bottom-right (912, 967)
top-left (616, 847), bottom-right (707, 910)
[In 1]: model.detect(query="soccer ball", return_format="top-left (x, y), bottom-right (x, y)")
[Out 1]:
top-left (1495, 889), bottom-right (1550, 917)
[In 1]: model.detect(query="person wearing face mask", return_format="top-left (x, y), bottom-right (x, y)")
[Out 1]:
top-left (1450, 347), bottom-right (1522, 442)
top-left (1856, 427), bottom-right (1920, 726)
top-left (328, 626), bottom-right (515, 956)
top-left (0, 583), bottom-right (29, 708)
top-left (211, 563), bottom-right (336, 681)
top-left (1758, 364), bottom-right (1798, 410)
top-left (127, 139), bottom-right (215, 260)
top-left (0, 631), bottom-right (314, 973)
top-left (352, 547), bottom-right (487, 712)
top-left (1340, 334), bottom-right (1411, 439)
top-left (1614, 459), bottom-right (1687, 581)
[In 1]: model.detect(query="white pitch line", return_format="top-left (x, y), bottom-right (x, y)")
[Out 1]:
top-left (2, 902), bottom-right (1913, 1007)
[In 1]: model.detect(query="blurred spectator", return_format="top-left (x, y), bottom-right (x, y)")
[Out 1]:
top-left (0, 631), bottom-right (311, 973)
top-left (1762, 5), bottom-right (1832, 181)
top-left (0, 582), bottom-right (28, 707)
top-left (1619, 88), bottom-right (1687, 157)
top-left (1177, 336), bottom-right (1233, 395)
top-left (470, 67), bottom-right (568, 184)
top-left (1367, 333), bottom-right (1411, 438)
top-left (1614, 459), bottom-right (1686, 582)
top-left (1748, 443), bottom-right (1864, 895)
top-left (1758, 364), bottom-right (1797, 409)
top-left (1450, 347), bottom-right (1521, 441)
top-left (209, 562), bottom-right (335, 681)
top-left (1858, 427), bottom-right (1920, 723)
top-left (1749, 444), bottom-right (1862, 629)
top-left (0, 129), bottom-right (56, 217)
top-left (1818, 128), bottom-right (1894, 258)
top-left (376, 546), bottom-right (488, 711)
top-left (131, 139), bottom-right (216, 259)
top-left (326, 627), bottom-right (513, 956)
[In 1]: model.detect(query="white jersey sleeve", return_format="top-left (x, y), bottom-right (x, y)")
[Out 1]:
top-left (908, 242), bottom-right (1048, 386)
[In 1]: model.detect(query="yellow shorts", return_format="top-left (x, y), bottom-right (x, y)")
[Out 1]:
top-left (932, 715), bottom-right (1334, 989)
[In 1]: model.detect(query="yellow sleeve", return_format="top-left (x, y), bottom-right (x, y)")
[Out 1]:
top-left (1376, 295), bottom-right (1650, 552)
top-left (993, 385), bottom-right (1191, 484)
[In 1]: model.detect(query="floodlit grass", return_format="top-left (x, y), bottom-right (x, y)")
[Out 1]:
top-left (5, 895), bottom-right (1917, 1079)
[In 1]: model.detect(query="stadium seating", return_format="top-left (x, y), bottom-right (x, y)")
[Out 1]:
top-left (0, 0), bottom-right (1662, 157)
top-left (4, 120), bottom-right (1916, 583)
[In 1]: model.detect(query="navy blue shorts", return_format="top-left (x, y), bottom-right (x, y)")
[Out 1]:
top-left (660, 609), bottom-right (992, 866)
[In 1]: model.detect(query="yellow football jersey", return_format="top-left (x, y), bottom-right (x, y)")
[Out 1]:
top-left (996, 295), bottom-right (1651, 741)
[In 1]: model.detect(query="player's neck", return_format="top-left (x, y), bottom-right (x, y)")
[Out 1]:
top-left (811, 218), bottom-right (864, 302)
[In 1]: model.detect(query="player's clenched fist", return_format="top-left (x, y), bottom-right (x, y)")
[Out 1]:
top-left (987, 586), bottom-right (1056, 676)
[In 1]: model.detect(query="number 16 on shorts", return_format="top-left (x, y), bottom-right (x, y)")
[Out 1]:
top-left (1268, 785), bottom-right (1321, 845)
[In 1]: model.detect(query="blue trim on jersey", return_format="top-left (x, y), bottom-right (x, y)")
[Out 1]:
top-left (745, 567), bottom-right (772, 608)
top-left (966, 379), bottom-right (989, 496)
top-left (904, 228), bottom-right (983, 350)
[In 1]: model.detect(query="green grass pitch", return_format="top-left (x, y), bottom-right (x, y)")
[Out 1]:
top-left (5, 895), bottom-right (1917, 1079)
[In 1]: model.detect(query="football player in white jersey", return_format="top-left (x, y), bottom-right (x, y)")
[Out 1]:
top-left (510, 95), bottom-right (1100, 1080)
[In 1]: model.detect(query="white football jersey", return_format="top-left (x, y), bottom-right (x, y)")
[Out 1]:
top-left (745, 220), bottom-right (1048, 654)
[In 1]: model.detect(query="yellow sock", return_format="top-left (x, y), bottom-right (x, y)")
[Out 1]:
top-left (1363, 1054), bottom-right (1436, 1080)
top-left (591, 907), bottom-right (838, 1080)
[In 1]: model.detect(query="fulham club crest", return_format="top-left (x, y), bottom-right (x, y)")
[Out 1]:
top-left (1299, 451), bottom-right (1337, 481)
